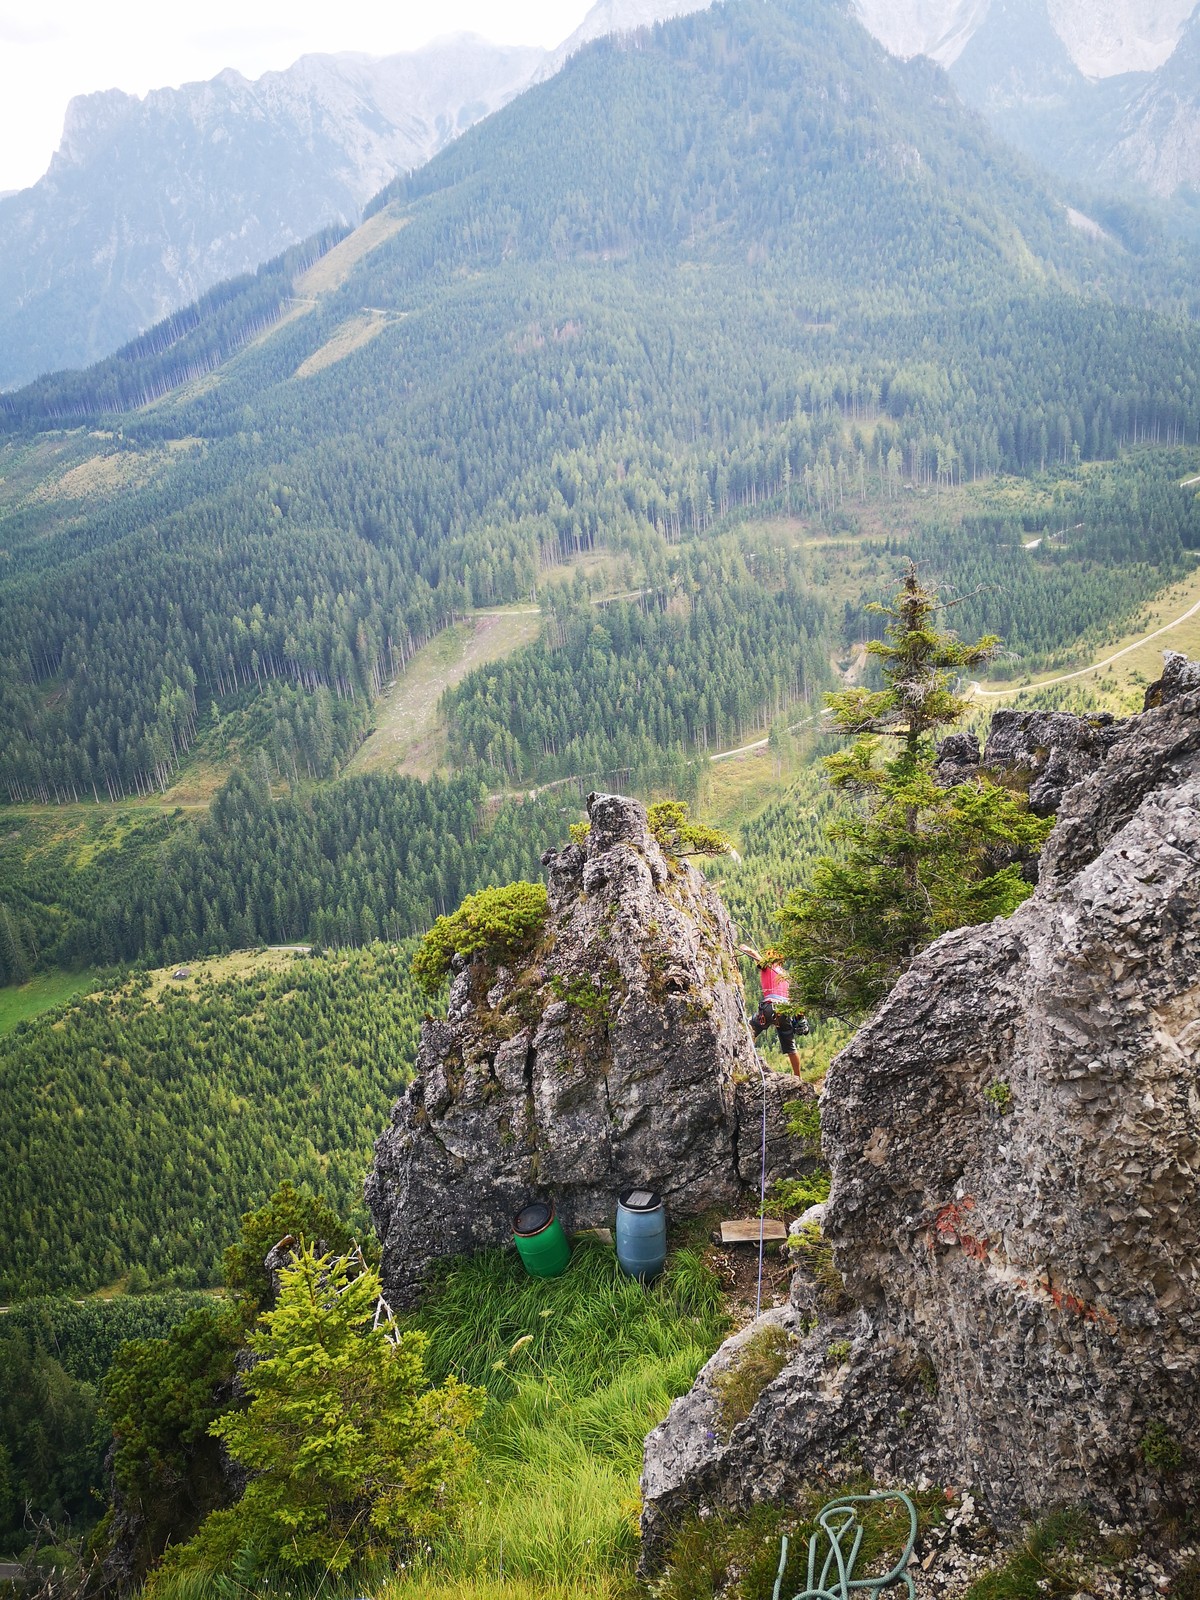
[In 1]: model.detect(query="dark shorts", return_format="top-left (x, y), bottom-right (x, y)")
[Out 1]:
top-left (750, 1000), bottom-right (808, 1054)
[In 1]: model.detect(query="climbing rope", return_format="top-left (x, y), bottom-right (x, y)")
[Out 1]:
top-left (771, 1492), bottom-right (919, 1600)
top-left (752, 1047), bottom-right (769, 1318)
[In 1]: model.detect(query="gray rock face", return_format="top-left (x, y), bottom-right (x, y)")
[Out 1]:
top-left (1145, 647), bottom-right (1200, 709)
top-left (1099, 9), bottom-right (1200, 199)
top-left (931, 729), bottom-right (981, 788)
top-left (980, 706), bottom-right (1118, 816)
top-left (850, 0), bottom-right (1200, 202)
top-left (366, 792), bottom-right (813, 1306)
top-left (935, 704), bottom-right (1120, 821)
top-left (851, 0), bottom-right (1193, 76)
top-left (642, 673), bottom-right (1200, 1556)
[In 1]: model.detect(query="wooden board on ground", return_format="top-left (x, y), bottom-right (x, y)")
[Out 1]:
top-left (718, 1219), bottom-right (788, 1244)
top-left (581, 1227), bottom-right (613, 1244)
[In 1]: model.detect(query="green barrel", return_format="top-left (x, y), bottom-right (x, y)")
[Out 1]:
top-left (513, 1201), bottom-right (571, 1278)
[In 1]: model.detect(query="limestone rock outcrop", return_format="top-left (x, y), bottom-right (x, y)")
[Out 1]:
top-left (1145, 646), bottom-right (1200, 708)
top-left (978, 706), bottom-right (1118, 816)
top-left (366, 792), bottom-right (812, 1306)
top-left (643, 666), bottom-right (1200, 1555)
top-left (935, 704), bottom-right (1122, 819)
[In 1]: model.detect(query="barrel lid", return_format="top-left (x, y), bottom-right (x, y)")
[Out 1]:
top-left (619, 1188), bottom-right (662, 1213)
top-left (514, 1201), bottom-right (554, 1236)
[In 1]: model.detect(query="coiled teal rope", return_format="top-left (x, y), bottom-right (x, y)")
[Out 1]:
top-left (771, 1491), bottom-right (919, 1600)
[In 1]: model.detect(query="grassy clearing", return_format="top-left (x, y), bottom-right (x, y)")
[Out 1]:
top-left (0, 948), bottom-right (305, 1037)
top-left (973, 562), bottom-right (1200, 711)
top-left (232, 212), bottom-right (413, 363)
top-left (124, 947), bottom-right (305, 1007)
top-left (0, 435), bottom-right (109, 516)
top-left (349, 611), bottom-right (541, 779)
top-left (698, 743), bottom-right (782, 831)
top-left (158, 760), bottom-right (236, 808)
top-left (0, 802), bottom-right (162, 863)
top-left (294, 210), bottom-right (411, 299)
top-left (145, 1240), bottom-right (727, 1600)
top-left (535, 545), bottom-right (626, 596)
top-left (292, 311), bottom-right (395, 379)
top-left (0, 969), bottom-right (100, 1035)
top-left (383, 1239), bottom-right (728, 1599)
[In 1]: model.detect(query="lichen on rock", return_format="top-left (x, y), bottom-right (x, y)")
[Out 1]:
top-left (642, 660), bottom-right (1200, 1559)
top-left (366, 791), bottom-right (814, 1306)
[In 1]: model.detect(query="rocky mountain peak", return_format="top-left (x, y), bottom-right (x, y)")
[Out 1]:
top-left (851, 0), bottom-right (1196, 76)
top-left (643, 658), bottom-right (1200, 1553)
top-left (1101, 7), bottom-right (1200, 196)
top-left (1049, 0), bottom-right (1196, 79)
top-left (366, 792), bottom-right (813, 1307)
top-left (0, 33), bottom-right (548, 388)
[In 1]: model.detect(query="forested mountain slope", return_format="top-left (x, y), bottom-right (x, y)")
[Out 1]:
top-left (0, 946), bottom-right (425, 1296)
top-left (2, 0), bottom-right (1198, 811)
top-left (0, 36), bottom-right (547, 390)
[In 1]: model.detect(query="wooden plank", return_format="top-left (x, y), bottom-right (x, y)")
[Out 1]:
top-left (719, 1219), bottom-right (788, 1244)
top-left (581, 1227), bottom-right (613, 1244)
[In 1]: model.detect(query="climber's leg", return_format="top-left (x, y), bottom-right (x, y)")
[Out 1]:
top-left (776, 1016), bottom-right (802, 1077)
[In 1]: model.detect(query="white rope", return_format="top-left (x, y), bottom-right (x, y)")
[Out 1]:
top-left (752, 1044), bottom-right (769, 1319)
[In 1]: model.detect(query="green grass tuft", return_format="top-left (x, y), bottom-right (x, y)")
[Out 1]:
top-left (963, 1508), bottom-right (1096, 1599)
top-left (711, 1324), bottom-right (793, 1439)
top-left (373, 1238), bottom-right (731, 1597)
top-left (411, 1238), bottom-right (728, 1400)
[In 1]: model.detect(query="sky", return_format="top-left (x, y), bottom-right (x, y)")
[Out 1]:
top-left (0, 0), bottom-right (595, 193)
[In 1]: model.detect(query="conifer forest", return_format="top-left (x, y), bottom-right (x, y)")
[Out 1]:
top-left (2, 0), bottom-right (1200, 1595)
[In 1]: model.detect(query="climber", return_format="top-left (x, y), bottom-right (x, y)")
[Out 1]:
top-left (738, 943), bottom-right (809, 1077)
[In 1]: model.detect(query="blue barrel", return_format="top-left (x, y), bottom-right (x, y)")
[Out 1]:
top-left (616, 1188), bottom-right (667, 1281)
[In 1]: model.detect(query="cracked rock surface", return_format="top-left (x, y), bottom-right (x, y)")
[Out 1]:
top-left (366, 792), bottom-right (812, 1306)
top-left (642, 667), bottom-right (1200, 1558)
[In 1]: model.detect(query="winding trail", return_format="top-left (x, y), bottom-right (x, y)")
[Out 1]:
top-left (970, 590), bottom-right (1200, 699)
top-left (709, 707), bottom-right (833, 762)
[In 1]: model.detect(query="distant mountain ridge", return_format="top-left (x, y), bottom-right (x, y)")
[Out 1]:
top-left (0, 32), bottom-right (553, 388)
top-left (1, 0), bottom-right (1196, 391)
top-left (853, 0), bottom-right (1200, 209)
top-left (1100, 9), bottom-right (1200, 198)
top-left (0, 0), bottom-right (735, 391)
top-left (0, 35), bottom-right (547, 389)
top-left (851, 0), bottom-right (1196, 76)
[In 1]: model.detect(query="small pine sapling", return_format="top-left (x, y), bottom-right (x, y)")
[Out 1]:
top-left (412, 881), bottom-right (549, 994)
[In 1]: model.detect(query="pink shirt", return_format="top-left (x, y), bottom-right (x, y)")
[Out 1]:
top-left (761, 964), bottom-right (789, 1003)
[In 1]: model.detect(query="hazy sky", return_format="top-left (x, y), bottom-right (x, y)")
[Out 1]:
top-left (0, 0), bottom-right (595, 193)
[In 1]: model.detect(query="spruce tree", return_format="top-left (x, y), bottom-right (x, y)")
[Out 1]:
top-left (778, 566), bottom-right (1053, 1019)
top-left (158, 1247), bottom-right (483, 1580)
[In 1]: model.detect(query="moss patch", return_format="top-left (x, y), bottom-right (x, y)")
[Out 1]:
top-left (790, 1221), bottom-right (851, 1313)
top-left (711, 1324), bottom-right (793, 1439)
top-left (657, 1484), bottom-right (947, 1600)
